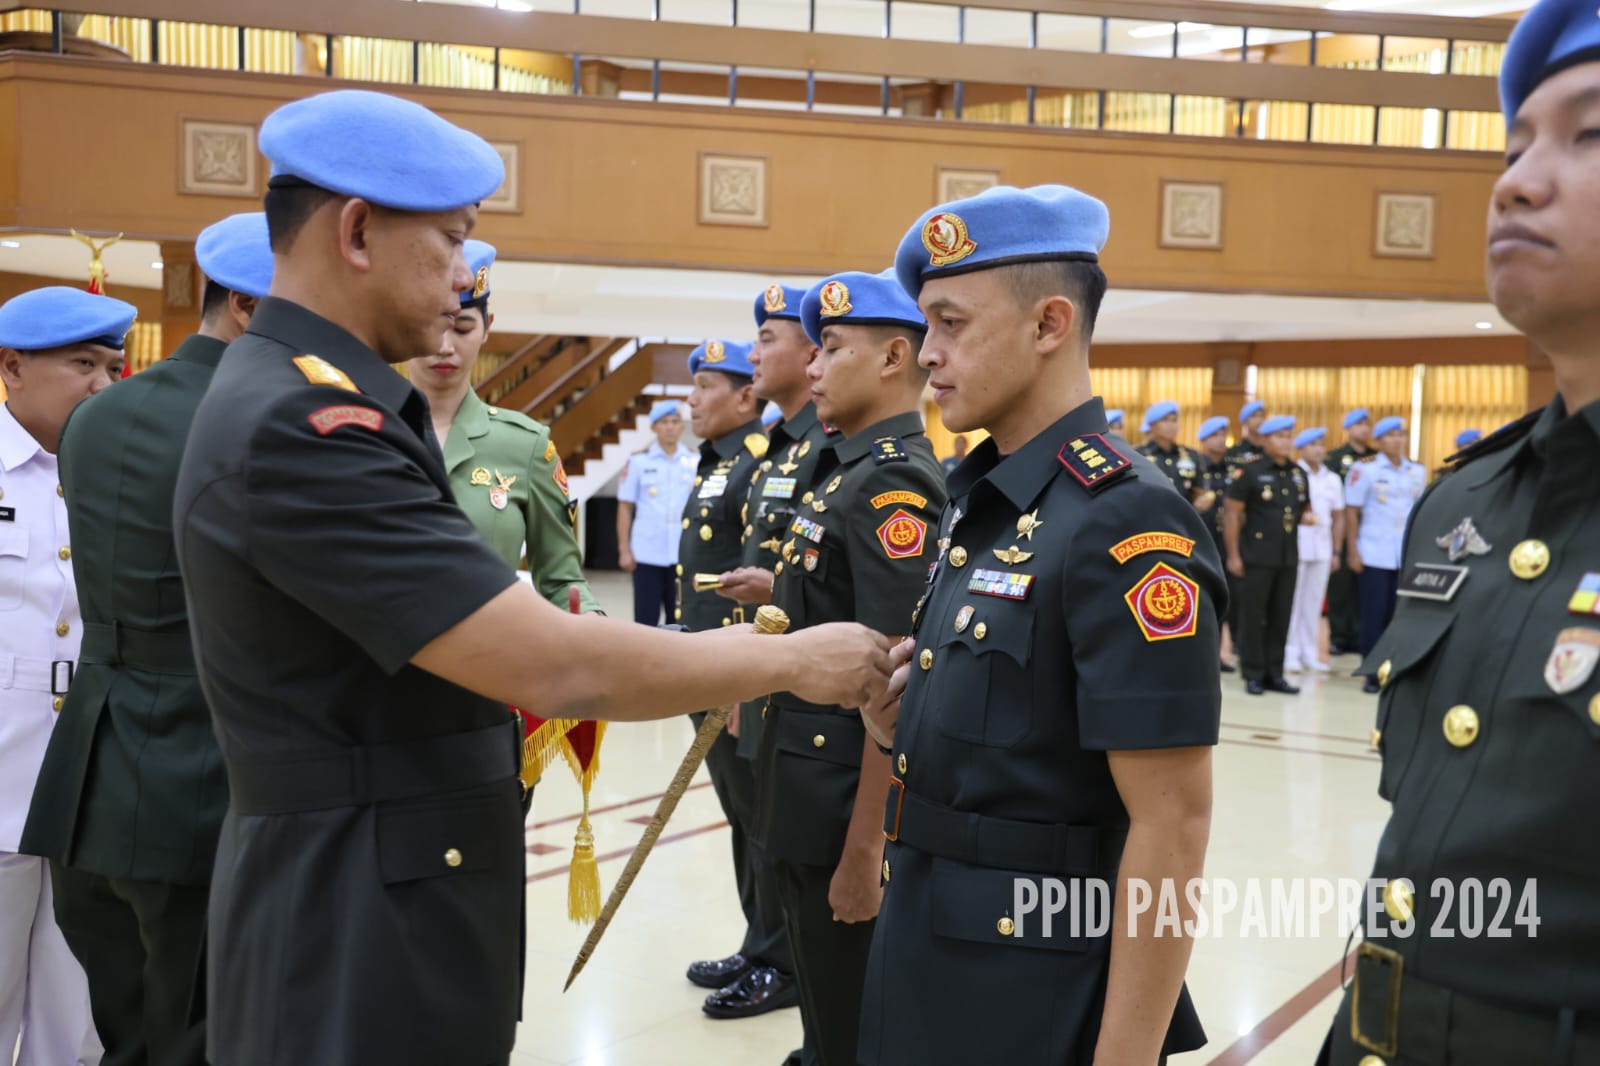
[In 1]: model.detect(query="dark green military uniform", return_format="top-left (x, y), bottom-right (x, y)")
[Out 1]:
top-left (1225, 437), bottom-right (1264, 472)
top-left (1323, 400), bottom-right (1600, 1063)
top-left (757, 412), bottom-right (945, 1066)
top-left (1198, 453), bottom-right (1229, 558)
top-left (1137, 439), bottom-right (1203, 502)
top-left (1325, 439), bottom-right (1375, 652)
top-left (173, 299), bottom-right (525, 1066)
top-left (1226, 455), bottom-right (1308, 684)
top-left (21, 334), bottom-right (226, 1066)
top-left (860, 401), bottom-right (1220, 1065)
top-left (672, 418), bottom-right (782, 987)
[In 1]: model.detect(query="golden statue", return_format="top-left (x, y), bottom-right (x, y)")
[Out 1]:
top-left (69, 228), bottom-right (123, 293)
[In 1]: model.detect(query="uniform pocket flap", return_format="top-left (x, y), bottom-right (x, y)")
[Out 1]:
top-left (376, 793), bottom-right (519, 885)
top-left (0, 524), bottom-right (29, 558)
top-left (933, 603), bottom-right (1034, 667)
top-left (773, 709), bottom-right (864, 768)
top-left (930, 857), bottom-right (1089, 953)
top-left (1360, 604), bottom-right (1454, 683)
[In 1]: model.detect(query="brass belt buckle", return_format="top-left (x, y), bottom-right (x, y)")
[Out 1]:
top-left (884, 775), bottom-right (905, 842)
top-left (1351, 941), bottom-right (1403, 1057)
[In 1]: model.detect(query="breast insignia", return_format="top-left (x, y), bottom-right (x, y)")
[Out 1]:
top-left (744, 433), bottom-right (769, 461)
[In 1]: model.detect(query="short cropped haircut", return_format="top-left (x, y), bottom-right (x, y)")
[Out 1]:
top-left (200, 280), bottom-right (231, 321)
top-left (995, 259), bottom-right (1108, 342)
top-left (263, 182), bottom-right (340, 253)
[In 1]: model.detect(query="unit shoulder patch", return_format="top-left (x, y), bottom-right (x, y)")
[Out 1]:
top-left (1108, 532), bottom-right (1196, 565)
top-left (875, 509), bottom-right (928, 560)
top-left (307, 405), bottom-right (383, 436)
top-left (871, 490), bottom-right (929, 510)
top-left (1123, 561), bottom-right (1200, 642)
top-left (1057, 433), bottom-right (1133, 493)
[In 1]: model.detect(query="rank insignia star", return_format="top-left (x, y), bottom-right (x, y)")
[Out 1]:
top-left (1437, 517), bottom-right (1492, 563)
top-left (992, 545), bottom-right (1033, 565)
top-left (1016, 510), bottom-right (1043, 541)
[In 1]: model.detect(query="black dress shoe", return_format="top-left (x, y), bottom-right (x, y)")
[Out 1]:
top-left (1220, 661), bottom-right (1237, 673)
top-left (1246, 679), bottom-right (1265, 695)
top-left (1362, 677), bottom-right (1382, 694)
top-left (1265, 677), bottom-right (1300, 695)
top-left (687, 953), bottom-right (752, 990)
top-left (702, 966), bottom-right (799, 1019)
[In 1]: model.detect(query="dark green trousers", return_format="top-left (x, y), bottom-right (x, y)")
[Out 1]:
top-left (1326, 546), bottom-right (1362, 649)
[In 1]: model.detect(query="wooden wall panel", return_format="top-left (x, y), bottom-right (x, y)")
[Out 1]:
top-left (1, 55), bottom-right (1501, 300)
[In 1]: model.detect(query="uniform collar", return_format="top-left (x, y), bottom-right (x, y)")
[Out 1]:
top-left (169, 333), bottom-right (229, 370)
top-left (246, 297), bottom-right (415, 414)
top-left (648, 439), bottom-right (684, 462)
top-left (774, 401), bottom-right (820, 446)
top-left (833, 411), bottom-right (924, 464)
top-left (0, 401), bottom-right (47, 472)
top-left (441, 391), bottom-right (488, 472)
top-left (954, 397), bottom-right (1111, 512)
top-left (704, 417), bottom-right (765, 461)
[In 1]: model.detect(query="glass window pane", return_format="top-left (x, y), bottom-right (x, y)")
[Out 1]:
top-left (1445, 110), bottom-right (1505, 152)
top-left (504, 48), bottom-right (577, 93)
top-left (337, 37), bottom-right (414, 84)
top-left (1035, 13), bottom-right (1103, 54)
top-left (159, 21), bottom-right (240, 70)
top-left (1033, 90), bottom-right (1101, 129)
top-left (1178, 24), bottom-right (1248, 61)
top-left (964, 8), bottom-right (1031, 48)
top-left (1308, 102), bottom-right (1377, 145)
top-left (1314, 32), bottom-right (1380, 69)
top-left (660, 0), bottom-right (727, 26)
top-left (1450, 41), bottom-right (1504, 77)
top-left (814, 0), bottom-right (886, 38)
top-left (889, 2), bottom-right (958, 43)
top-left (242, 28), bottom-right (296, 74)
top-left (736, 0), bottom-right (808, 31)
top-left (1103, 91), bottom-right (1173, 133)
top-left (1252, 100), bottom-right (1309, 142)
top-left (1383, 36), bottom-right (1448, 73)
top-left (579, 0), bottom-right (653, 16)
top-left (960, 85), bottom-right (1032, 125)
top-left (1379, 106), bottom-right (1438, 148)
top-left (1173, 95), bottom-right (1233, 137)
top-left (1106, 19), bottom-right (1182, 57)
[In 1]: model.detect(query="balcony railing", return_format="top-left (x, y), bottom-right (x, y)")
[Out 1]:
top-left (0, 0), bottom-right (1513, 151)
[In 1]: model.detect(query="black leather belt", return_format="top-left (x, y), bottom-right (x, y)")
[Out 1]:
top-left (1353, 942), bottom-right (1600, 1064)
top-left (227, 718), bottom-right (522, 815)
top-left (80, 621), bottom-right (196, 675)
top-left (883, 776), bottom-right (1124, 878)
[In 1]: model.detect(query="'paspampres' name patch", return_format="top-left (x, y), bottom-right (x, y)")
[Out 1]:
top-left (308, 405), bottom-right (383, 435)
top-left (1108, 532), bottom-right (1196, 565)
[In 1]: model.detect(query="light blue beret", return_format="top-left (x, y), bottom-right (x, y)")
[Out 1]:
top-left (761, 401), bottom-right (782, 427)
top-left (1374, 416), bottom-right (1406, 438)
top-left (755, 284), bottom-right (806, 326)
top-left (1260, 415), bottom-right (1297, 436)
top-left (1240, 400), bottom-right (1265, 421)
top-left (195, 212), bottom-right (273, 299)
top-left (1295, 427), bottom-right (1327, 449)
top-left (0, 287), bottom-right (137, 351)
top-left (1198, 416), bottom-right (1229, 442)
top-left (1455, 428), bottom-right (1483, 449)
top-left (801, 270), bottom-right (926, 347)
top-left (1106, 409), bottom-right (1125, 428)
top-left (260, 90), bottom-right (504, 212)
top-left (1143, 400), bottom-right (1179, 427)
top-left (648, 399), bottom-right (683, 425)
top-left (688, 340), bottom-right (755, 379)
top-left (894, 184), bottom-right (1109, 302)
top-left (461, 240), bottom-right (496, 307)
top-left (1342, 408), bottom-right (1371, 429)
top-left (1500, 0), bottom-right (1600, 125)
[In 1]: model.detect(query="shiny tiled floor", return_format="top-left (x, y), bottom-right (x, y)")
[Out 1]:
top-left (512, 572), bottom-right (1387, 1066)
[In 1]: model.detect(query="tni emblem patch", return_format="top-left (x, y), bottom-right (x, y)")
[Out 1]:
top-left (1124, 562), bottom-right (1199, 642)
top-left (876, 509), bottom-right (927, 559)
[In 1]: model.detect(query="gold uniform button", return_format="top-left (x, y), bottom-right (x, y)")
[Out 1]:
top-left (1509, 539), bottom-right (1550, 580)
top-left (700, 525), bottom-right (714, 542)
top-left (1369, 728), bottom-right (1382, 749)
top-left (996, 916), bottom-right (1015, 937)
top-left (1378, 660), bottom-right (1392, 687)
top-left (52, 696), bottom-right (64, 712)
top-left (700, 506), bottom-right (710, 518)
top-left (744, 525), bottom-right (754, 537)
top-left (674, 608), bottom-right (682, 620)
top-left (1590, 693), bottom-right (1600, 727)
top-left (676, 564), bottom-right (684, 576)
top-left (722, 618), bottom-right (732, 627)
top-left (682, 518), bottom-right (690, 530)
top-left (1359, 1057), bottom-right (1386, 1066)
top-left (58, 546), bottom-right (71, 560)
top-left (896, 753), bottom-right (907, 775)
top-left (882, 858), bottom-right (891, 883)
top-left (1382, 879), bottom-right (1414, 923)
top-left (973, 622), bottom-right (988, 640)
top-left (486, 406), bottom-right (499, 415)
top-left (695, 476), bottom-right (703, 487)
top-left (775, 562), bottom-right (784, 575)
top-left (56, 484), bottom-right (63, 497)
top-left (56, 622), bottom-right (70, 637)
top-left (1443, 704), bottom-right (1479, 748)
top-left (444, 848), bottom-right (463, 868)
top-left (812, 734), bottom-right (826, 749)
top-left (919, 649), bottom-right (933, 670)
top-left (949, 546), bottom-right (968, 568)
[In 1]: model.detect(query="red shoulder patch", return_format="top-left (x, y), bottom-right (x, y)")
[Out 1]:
top-left (875, 509), bottom-right (928, 560)
top-left (1057, 433), bottom-right (1132, 493)
top-left (307, 405), bottom-right (383, 436)
top-left (1123, 562), bottom-right (1200, 642)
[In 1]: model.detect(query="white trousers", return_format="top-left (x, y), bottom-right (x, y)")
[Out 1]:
top-left (0, 852), bottom-right (101, 1066)
top-left (1286, 558), bottom-right (1332, 670)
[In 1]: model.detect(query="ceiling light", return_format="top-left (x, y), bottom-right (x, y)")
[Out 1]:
top-left (0, 240), bottom-right (19, 249)
top-left (1127, 21), bottom-right (1213, 39)
top-left (1474, 321), bottom-right (1493, 330)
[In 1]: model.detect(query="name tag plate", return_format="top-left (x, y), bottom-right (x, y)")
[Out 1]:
top-left (1398, 562), bottom-right (1468, 602)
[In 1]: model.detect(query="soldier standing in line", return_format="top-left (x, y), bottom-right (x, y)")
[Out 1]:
top-left (1324, 407), bottom-right (1374, 655)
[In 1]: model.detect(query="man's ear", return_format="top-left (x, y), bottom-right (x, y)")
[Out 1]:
top-left (0, 346), bottom-right (25, 392)
top-left (337, 198), bottom-right (378, 272)
top-left (230, 292), bottom-right (258, 332)
top-left (1035, 294), bottom-right (1078, 352)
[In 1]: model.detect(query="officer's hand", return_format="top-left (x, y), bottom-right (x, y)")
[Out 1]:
top-left (860, 637), bottom-right (914, 749)
top-left (1226, 554), bottom-right (1246, 579)
top-left (727, 705), bottom-right (741, 738)
top-left (1301, 512), bottom-right (1318, 526)
top-left (829, 848), bottom-right (884, 924)
top-left (1330, 554), bottom-right (1342, 573)
top-left (786, 624), bottom-right (893, 709)
top-left (1348, 549), bottom-right (1364, 574)
top-left (716, 567), bottom-right (774, 605)
top-left (618, 548), bottom-right (637, 573)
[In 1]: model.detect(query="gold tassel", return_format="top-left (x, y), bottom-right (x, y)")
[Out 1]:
top-left (568, 802), bottom-right (601, 924)
top-left (519, 716), bottom-right (579, 794)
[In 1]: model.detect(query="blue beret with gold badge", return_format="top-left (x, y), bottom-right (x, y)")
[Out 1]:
top-left (260, 89), bottom-right (504, 212)
top-left (461, 239), bottom-right (496, 307)
top-left (754, 284), bottom-right (806, 326)
top-left (195, 212), bottom-right (273, 300)
top-left (688, 340), bottom-right (755, 379)
top-left (0, 286), bottom-right (137, 352)
top-left (1500, 0), bottom-right (1600, 124)
top-left (1260, 415), bottom-right (1297, 436)
top-left (800, 270), bottom-right (927, 347)
top-left (894, 185), bottom-right (1110, 302)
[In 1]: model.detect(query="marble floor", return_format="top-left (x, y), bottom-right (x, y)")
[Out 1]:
top-left (512, 571), bottom-right (1386, 1066)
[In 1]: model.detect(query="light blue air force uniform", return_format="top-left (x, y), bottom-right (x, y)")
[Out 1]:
top-left (1343, 455), bottom-right (1428, 570)
top-left (618, 441), bottom-right (697, 567)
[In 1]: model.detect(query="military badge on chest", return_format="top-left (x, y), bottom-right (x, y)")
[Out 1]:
top-left (1436, 517), bottom-right (1492, 563)
top-left (489, 469), bottom-right (517, 511)
top-left (1545, 628), bottom-right (1600, 695)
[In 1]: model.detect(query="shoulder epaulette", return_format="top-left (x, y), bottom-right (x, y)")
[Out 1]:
top-left (744, 433), bottom-right (769, 461)
top-left (486, 404), bottom-right (546, 437)
top-left (872, 437), bottom-right (910, 464)
top-left (293, 354), bottom-right (358, 393)
top-left (1057, 433), bottom-right (1134, 494)
top-left (1446, 410), bottom-right (1539, 466)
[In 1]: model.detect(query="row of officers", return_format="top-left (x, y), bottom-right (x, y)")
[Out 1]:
top-left (5, 3), bottom-right (1600, 1057)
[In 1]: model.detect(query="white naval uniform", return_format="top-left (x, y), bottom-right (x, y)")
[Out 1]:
top-left (0, 402), bottom-right (100, 1066)
top-left (1285, 459), bottom-right (1343, 671)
